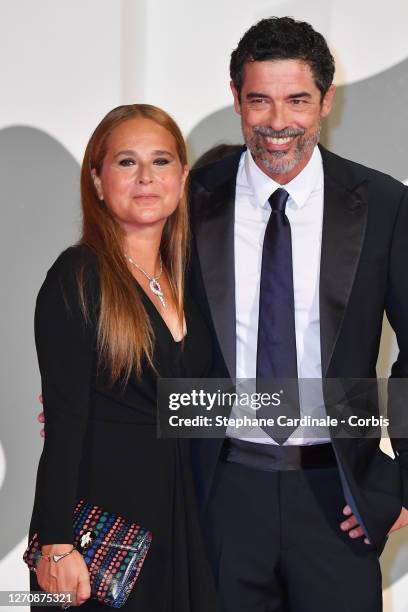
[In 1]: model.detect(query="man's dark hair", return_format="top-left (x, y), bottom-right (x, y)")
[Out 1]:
top-left (230, 17), bottom-right (335, 100)
top-left (192, 144), bottom-right (243, 170)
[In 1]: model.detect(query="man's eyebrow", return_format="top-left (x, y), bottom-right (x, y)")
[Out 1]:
top-left (245, 91), bottom-right (313, 100)
top-left (287, 92), bottom-right (312, 99)
top-left (246, 91), bottom-right (269, 99)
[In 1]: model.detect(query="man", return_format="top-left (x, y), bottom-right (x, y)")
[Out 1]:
top-left (188, 16), bottom-right (408, 612)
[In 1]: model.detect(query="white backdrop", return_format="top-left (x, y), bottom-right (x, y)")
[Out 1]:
top-left (0, 1), bottom-right (407, 610)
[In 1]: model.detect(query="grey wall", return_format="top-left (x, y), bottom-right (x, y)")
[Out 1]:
top-left (0, 127), bottom-right (80, 559)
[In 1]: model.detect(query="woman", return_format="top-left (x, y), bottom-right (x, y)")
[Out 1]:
top-left (29, 104), bottom-right (217, 611)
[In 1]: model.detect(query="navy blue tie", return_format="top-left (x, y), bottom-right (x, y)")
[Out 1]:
top-left (256, 188), bottom-right (300, 442)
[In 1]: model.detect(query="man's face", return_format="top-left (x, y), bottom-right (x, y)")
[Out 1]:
top-left (231, 59), bottom-right (335, 183)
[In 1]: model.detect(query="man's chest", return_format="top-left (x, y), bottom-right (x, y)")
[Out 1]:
top-left (234, 194), bottom-right (323, 322)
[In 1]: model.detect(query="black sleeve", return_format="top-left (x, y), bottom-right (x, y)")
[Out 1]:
top-left (385, 186), bottom-right (408, 508)
top-left (32, 246), bottom-right (98, 544)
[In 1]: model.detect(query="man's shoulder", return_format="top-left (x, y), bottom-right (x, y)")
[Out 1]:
top-left (320, 145), bottom-right (407, 197)
top-left (190, 146), bottom-right (245, 194)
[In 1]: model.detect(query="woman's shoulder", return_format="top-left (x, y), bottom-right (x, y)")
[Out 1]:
top-left (38, 244), bottom-right (100, 304)
top-left (44, 244), bottom-right (98, 283)
top-left (48, 244), bottom-right (98, 275)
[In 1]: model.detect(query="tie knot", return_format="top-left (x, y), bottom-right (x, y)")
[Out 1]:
top-left (268, 188), bottom-right (289, 213)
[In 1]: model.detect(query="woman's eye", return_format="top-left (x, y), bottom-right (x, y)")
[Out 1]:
top-left (118, 158), bottom-right (135, 167)
top-left (153, 158), bottom-right (170, 166)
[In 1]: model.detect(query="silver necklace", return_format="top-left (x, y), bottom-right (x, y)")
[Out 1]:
top-left (125, 253), bottom-right (166, 307)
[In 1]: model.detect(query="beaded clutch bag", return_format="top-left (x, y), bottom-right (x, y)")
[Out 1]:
top-left (23, 500), bottom-right (153, 608)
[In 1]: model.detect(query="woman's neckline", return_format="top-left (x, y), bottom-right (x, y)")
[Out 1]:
top-left (133, 279), bottom-right (187, 344)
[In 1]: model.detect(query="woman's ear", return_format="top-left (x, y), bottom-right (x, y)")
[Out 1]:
top-left (91, 169), bottom-right (104, 201)
top-left (180, 165), bottom-right (189, 195)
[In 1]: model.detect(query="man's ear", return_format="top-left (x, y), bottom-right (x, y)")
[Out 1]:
top-left (230, 80), bottom-right (242, 115)
top-left (91, 169), bottom-right (104, 201)
top-left (321, 84), bottom-right (336, 118)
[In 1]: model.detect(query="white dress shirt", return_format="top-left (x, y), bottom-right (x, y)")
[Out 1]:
top-left (229, 146), bottom-right (331, 445)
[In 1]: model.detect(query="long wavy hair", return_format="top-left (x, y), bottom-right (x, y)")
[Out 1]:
top-left (79, 104), bottom-right (189, 384)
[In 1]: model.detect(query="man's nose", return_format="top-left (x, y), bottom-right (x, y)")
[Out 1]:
top-left (266, 103), bottom-right (290, 132)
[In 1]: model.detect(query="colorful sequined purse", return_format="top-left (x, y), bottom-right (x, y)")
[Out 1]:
top-left (23, 500), bottom-right (153, 608)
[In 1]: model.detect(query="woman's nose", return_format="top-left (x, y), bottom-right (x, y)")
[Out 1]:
top-left (136, 163), bottom-right (154, 184)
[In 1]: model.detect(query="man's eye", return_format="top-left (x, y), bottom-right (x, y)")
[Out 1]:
top-left (153, 158), bottom-right (170, 166)
top-left (119, 158), bottom-right (135, 166)
top-left (290, 99), bottom-right (306, 106)
top-left (249, 98), bottom-right (266, 105)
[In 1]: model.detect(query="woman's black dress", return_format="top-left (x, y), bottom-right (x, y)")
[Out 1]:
top-left (29, 245), bottom-right (217, 612)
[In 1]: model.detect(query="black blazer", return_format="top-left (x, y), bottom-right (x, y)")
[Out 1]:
top-left (188, 144), bottom-right (408, 550)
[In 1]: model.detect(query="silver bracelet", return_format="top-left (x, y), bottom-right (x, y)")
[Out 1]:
top-left (41, 546), bottom-right (75, 563)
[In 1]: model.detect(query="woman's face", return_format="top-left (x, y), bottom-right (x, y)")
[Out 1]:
top-left (92, 117), bottom-right (188, 233)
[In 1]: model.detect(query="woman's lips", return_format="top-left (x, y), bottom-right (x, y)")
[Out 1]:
top-left (132, 193), bottom-right (160, 199)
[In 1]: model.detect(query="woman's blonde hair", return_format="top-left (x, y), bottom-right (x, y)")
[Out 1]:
top-left (79, 104), bottom-right (189, 384)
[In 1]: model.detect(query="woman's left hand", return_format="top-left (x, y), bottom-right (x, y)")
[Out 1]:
top-left (37, 546), bottom-right (91, 606)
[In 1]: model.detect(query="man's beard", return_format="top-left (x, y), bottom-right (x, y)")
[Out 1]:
top-left (244, 123), bottom-right (321, 176)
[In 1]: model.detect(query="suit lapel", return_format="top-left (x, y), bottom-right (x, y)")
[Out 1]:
top-left (192, 146), bottom-right (368, 380)
top-left (193, 169), bottom-right (238, 379)
top-left (319, 147), bottom-right (369, 376)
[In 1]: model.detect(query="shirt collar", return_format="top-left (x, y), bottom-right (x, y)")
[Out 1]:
top-left (244, 145), bottom-right (323, 210)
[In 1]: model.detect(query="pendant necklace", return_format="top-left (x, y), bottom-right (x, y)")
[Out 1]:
top-left (125, 253), bottom-right (166, 307)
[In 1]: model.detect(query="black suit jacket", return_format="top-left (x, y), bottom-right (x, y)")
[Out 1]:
top-left (188, 144), bottom-right (408, 550)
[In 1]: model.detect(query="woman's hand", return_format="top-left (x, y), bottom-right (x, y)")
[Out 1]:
top-left (38, 394), bottom-right (45, 438)
top-left (36, 545), bottom-right (91, 606)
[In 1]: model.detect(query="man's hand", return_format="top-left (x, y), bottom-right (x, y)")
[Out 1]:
top-left (38, 394), bottom-right (45, 438)
top-left (340, 504), bottom-right (408, 545)
top-left (388, 506), bottom-right (408, 534)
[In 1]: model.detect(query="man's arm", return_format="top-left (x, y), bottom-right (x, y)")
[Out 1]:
top-left (385, 185), bottom-right (408, 504)
top-left (341, 184), bottom-right (408, 543)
